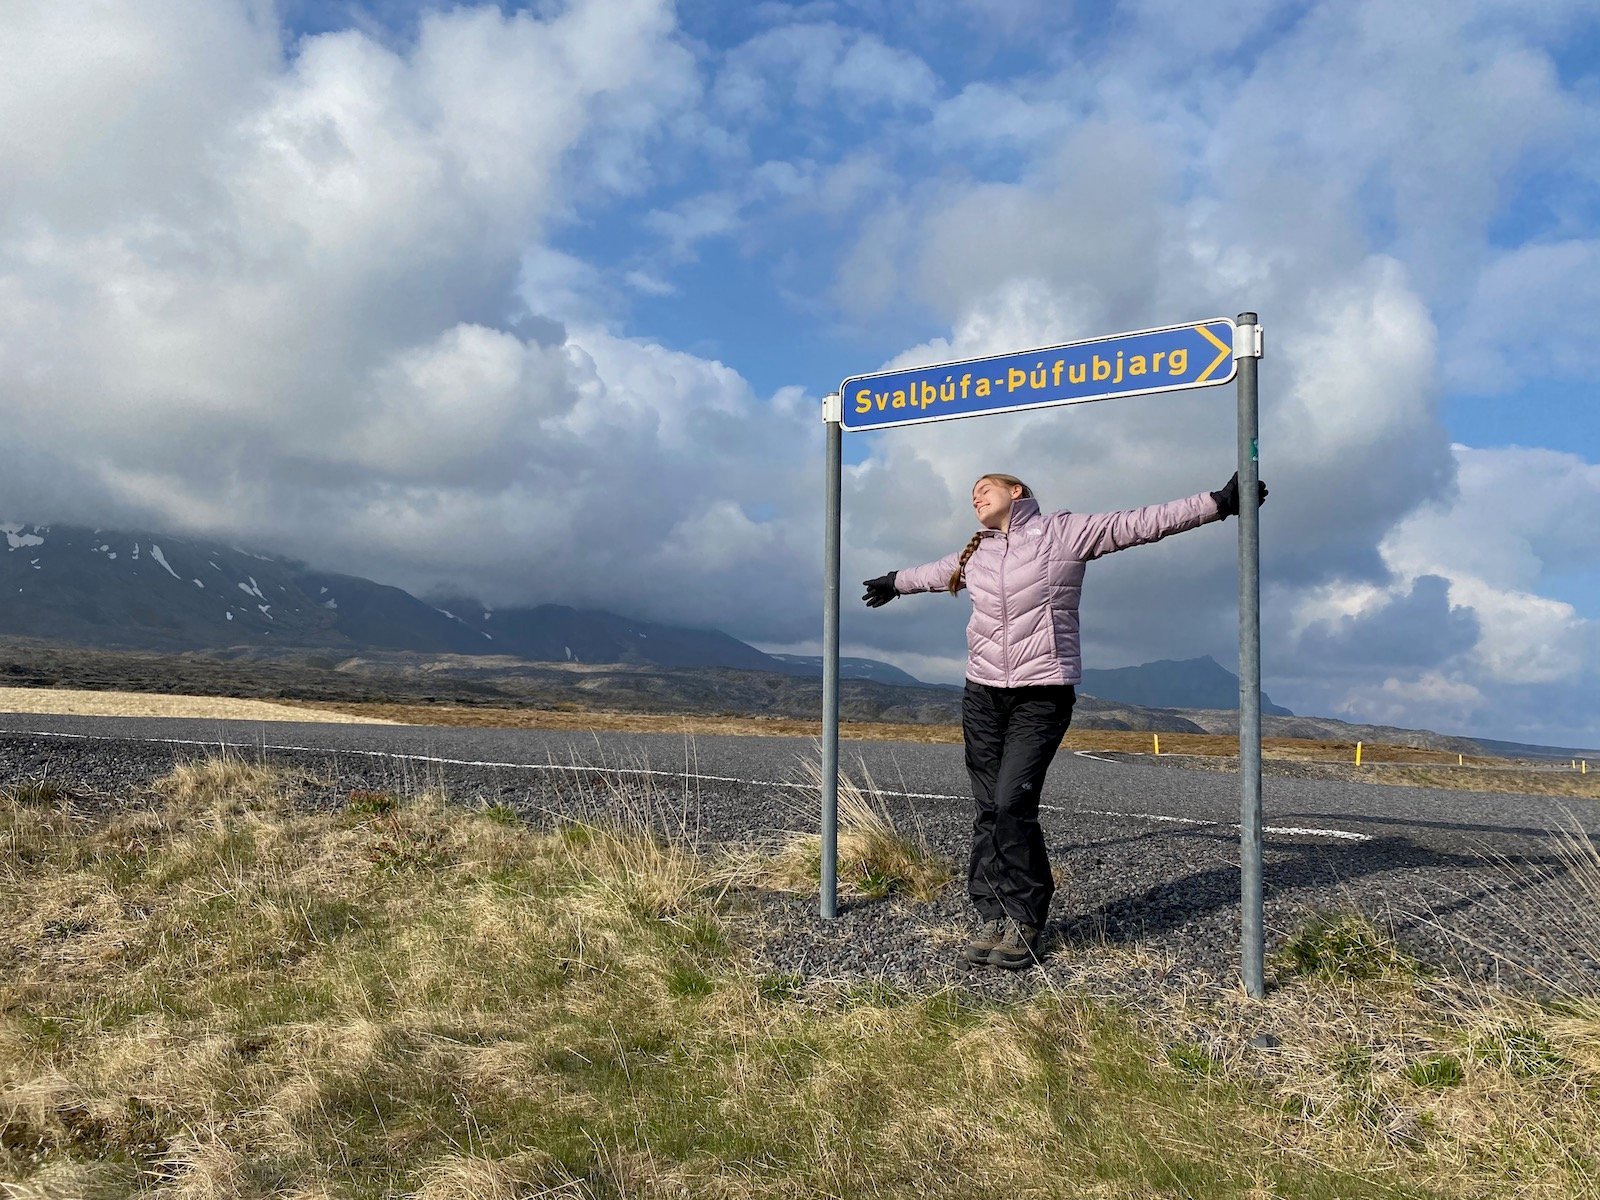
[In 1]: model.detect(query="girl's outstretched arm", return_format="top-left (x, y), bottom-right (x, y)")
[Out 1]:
top-left (1055, 491), bottom-right (1223, 560)
top-left (891, 549), bottom-right (967, 594)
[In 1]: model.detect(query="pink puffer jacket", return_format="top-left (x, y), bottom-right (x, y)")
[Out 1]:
top-left (894, 493), bottom-right (1223, 687)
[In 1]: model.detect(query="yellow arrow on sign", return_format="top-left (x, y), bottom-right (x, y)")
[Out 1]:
top-left (1194, 323), bottom-right (1232, 383)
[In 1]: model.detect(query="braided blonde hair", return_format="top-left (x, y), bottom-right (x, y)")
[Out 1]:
top-left (947, 474), bottom-right (1032, 594)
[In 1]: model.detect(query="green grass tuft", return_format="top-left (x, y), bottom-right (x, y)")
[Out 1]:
top-left (5, 776), bottom-right (69, 807)
top-left (480, 801), bottom-right (521, 825)
top-left (1167, 1042), bottom-right (1221, 1078)
top-left (1273, 911), bottom-right (1418, 983)
top-left (347, 787), bottom-right (400, 814)
top-left (1404, 1053), bottom-right (1465, 1090)
top-left (1470, 1024), bottom-right (1566, 1078)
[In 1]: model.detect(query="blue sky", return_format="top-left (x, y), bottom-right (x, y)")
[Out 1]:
top-left (1, 0), bottom-right (1597, 746)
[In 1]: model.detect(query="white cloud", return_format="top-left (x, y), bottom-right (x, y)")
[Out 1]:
top-left (810, 0), bottom-right (1599, 746)
top-left (1334, 672), bottom-right (1488, 729)
top-left (928, 82), bottom-right (1078, 155)
top-left (1384, 445), bottom-right (1600, 590)
top-left (1446, 240), bottom-right (1600, 392)
top-left (624, 269), bottom-right (677, 297)
top-left (1270, 441), bottom-right (1600, 736)
top-left (714, 23), bottom-right (938, 121)
top-left (2, 0), bottom-right (1597, 751)
top-left (0, 4), bottom-right (784, 596)
top-left (1376, 444), bottom-right (1600, 685)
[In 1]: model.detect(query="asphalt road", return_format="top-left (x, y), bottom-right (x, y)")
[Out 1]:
top-left (5, 711), bottom-right (1598, 994)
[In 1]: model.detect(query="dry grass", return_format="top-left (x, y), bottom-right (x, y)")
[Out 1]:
top-left (0, 686), bottom-right (399, 724)
top-left (764, 756), bottom-right (955, 902)
top-left (1353, 764), bottom-right (1600, 799)
top-left (6, 755), bottom-right (1600, 1197)
top-left (296, 698), bottom-right (966, 742)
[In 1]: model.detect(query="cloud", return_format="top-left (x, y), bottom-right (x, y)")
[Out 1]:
top-left (1297, 574), bottom-right (1479, 669)
top-left (1446, 240), bottom-right (1600, 392)
top-left (1384, 445), bottom-right (1600, 590)
top-left (1333, 672), bottom-right (1489, 731)
top-left (799, 0), bottom-right (1600, 747)
top-left (1265, 442), bottom-right (1600, 737)
top-left (2, 0), bottom-right (1597, 751)
top-left (1373, 445), bottom-right (1599, 688)
top-left (0, 4), bottom-right (791, 600)
top-left (712, 22), bottom-right (938, 122)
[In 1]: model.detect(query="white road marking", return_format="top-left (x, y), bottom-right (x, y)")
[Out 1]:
top-left (1069, 806), bottom-right (1371, 842)
top-left (4, 725), bottom-right (1374, 841)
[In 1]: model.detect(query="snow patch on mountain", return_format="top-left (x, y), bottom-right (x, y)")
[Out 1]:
top-left (149, 544), bottom-right (181, 580)
top-left (2, 523), bottom-right (45, 550)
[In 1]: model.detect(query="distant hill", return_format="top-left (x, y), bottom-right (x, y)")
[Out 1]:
top-left (1081, 656), bottom-right (1293, 716)
top-left (764, 654), bottom-right (929, 687)
top-left (0, 521), bottom-right (910, 680)
top-left (1468, 736), bottom-right (1600, 762)
top-left (9, 520), bottom-right (1579, 759)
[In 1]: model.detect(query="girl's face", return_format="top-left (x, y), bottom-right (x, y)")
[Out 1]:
top-left (972, 477), bottom-right (1024, 530)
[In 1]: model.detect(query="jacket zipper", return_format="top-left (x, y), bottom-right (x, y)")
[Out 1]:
top-left (998, 531), bottom-right (1010, 687)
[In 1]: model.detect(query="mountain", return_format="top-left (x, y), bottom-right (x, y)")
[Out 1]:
top-left (1468, 736), bottom-right (1600, 762)
top-left (0, 522), bottom-right (914, 679)
top-left (1080, 656), bottom-right (1293, 716)
top-left (764, 654), bottom-right (930, 687)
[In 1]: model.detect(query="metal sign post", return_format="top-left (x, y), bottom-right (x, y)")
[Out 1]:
top-left (1234, 313), bottom-right (1265, 998)
top-left (821, 392), bottom-right (842, 919)
top-left (823, 315), bottom-right (1267, 997)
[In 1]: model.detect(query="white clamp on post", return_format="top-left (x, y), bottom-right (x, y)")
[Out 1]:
top-left (1233, 321), bottom-right (1264, 359)
top-left (822, 391), bottom-right (842, 423)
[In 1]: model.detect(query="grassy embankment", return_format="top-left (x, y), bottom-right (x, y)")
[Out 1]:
top-left (5, 757), bottom-right (1600, 1198)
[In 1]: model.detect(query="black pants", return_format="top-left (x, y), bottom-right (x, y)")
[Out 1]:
top-left (962, 680), bottom-right (1077, 928)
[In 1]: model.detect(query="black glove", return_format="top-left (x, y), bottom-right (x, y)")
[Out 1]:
top-left (1211, 471), bottom-right (1268, 519)
top-left (862, 572), bottom-right (898, 608)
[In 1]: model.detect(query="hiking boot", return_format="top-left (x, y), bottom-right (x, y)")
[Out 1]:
top-left (986, 920), bottom-right (1044, 970)
top-left (961, 917), bottom-right (1007, 966)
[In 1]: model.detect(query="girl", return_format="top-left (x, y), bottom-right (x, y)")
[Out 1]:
top-left (862, 471), bottom-right (1266, 969)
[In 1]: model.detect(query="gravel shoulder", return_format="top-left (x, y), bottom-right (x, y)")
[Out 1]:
top-left (5, 720), bottom-right (1598, 1003)
top-left (0, 686), bottom-right (396, 723)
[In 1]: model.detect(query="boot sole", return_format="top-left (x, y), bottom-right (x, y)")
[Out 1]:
top-left (986, 948), bottom-right (1042, 970)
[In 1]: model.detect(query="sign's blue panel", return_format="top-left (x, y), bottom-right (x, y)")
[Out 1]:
top-left (839, 318), bottom-right (1237, 432)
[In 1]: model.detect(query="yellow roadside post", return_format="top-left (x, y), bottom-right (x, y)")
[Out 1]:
top-left (1458, 754), bottom-right (1463, 766)
top-left (1153, 733), bottom-right (1161, 756)
top-left (1355, 742), bottom-right (1363, 767)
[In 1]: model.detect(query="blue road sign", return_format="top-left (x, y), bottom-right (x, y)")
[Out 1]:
top-left (839, 317), bottom-right (1238, 433)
